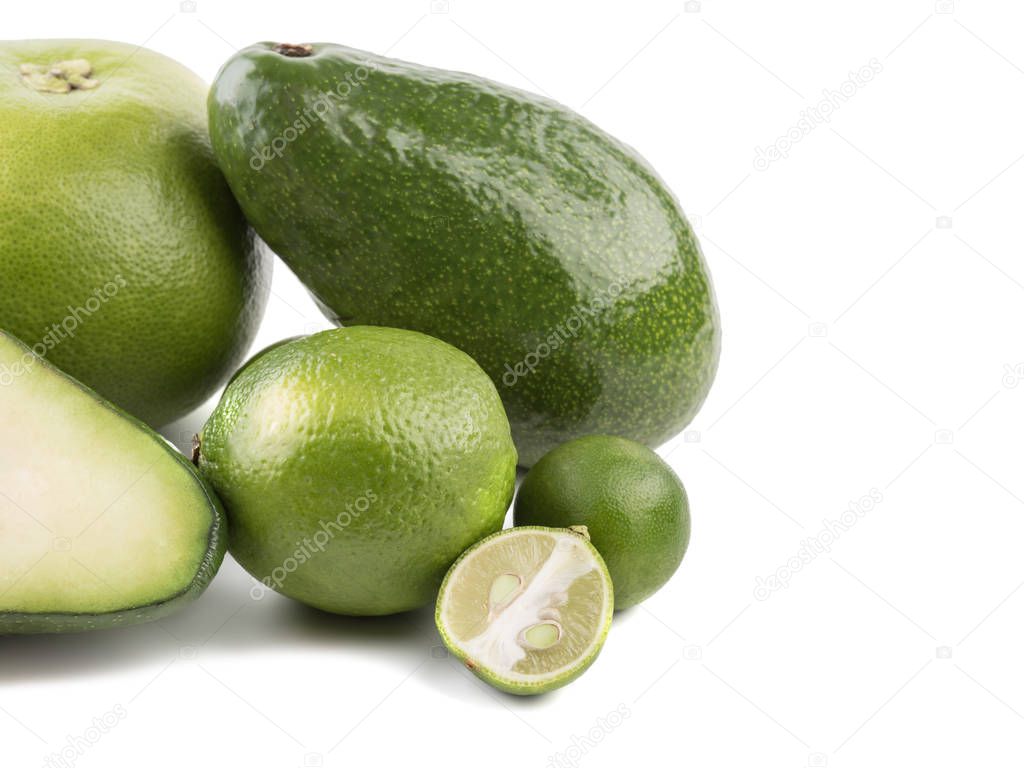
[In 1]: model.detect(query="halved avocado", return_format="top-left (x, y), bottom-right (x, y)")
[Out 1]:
top-left (0, 331), bottom-right (226, 633)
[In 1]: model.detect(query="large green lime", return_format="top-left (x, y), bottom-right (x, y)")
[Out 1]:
top-left (513, 435), bottom-right (690, 609)
top-left (195, 327), bottom-right (518, 616)
top-left (0, 40), bottom-right (269, 426)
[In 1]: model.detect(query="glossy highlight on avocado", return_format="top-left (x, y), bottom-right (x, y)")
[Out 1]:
top-left (0, 331), bottom-right (226, 634)
top-left (207, 42), bottom-right (720, 466)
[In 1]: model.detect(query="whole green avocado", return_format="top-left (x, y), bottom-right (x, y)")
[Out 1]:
top-left (0, 40), bottom-right (270, 427)
top-left (208, 42), bottom-right (719, 465)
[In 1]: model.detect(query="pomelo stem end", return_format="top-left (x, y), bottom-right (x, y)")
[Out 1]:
top-left (19, 59), bottom-right (99, 93)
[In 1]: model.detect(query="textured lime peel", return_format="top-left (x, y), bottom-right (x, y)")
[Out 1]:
top-left (436, 526), bottom-right (614, 695)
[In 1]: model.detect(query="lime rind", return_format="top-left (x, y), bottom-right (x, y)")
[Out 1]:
top-left (435, 526), bottom-right (614, 695)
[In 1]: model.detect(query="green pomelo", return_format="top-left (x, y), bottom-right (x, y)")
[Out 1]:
top-left (195, 327), bottom-right (518, 616)
top-left (0, 39), bottom-right (270, 426)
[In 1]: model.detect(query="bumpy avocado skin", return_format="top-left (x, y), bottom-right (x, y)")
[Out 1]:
top-left (208, 43), bottom-right (720, 466)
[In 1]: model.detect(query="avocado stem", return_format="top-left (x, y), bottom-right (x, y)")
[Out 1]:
top-left (273, 43), bottom-right (314, 58)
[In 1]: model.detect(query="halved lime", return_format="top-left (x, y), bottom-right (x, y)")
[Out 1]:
top-left (435, 526), bottom-right (614, 695)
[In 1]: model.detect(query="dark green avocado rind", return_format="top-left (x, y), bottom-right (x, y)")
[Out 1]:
top-left (208, 43), bottom-right (721, 466)
top-left (0, 331), bottom-right (227, 635)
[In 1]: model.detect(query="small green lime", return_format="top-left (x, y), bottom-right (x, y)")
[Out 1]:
top-left (436, 526), bottom-right (613, 695)
top-left (513, 435), bottom-right (690, 609)
top-left (195, 327), bottom-right (517, 616)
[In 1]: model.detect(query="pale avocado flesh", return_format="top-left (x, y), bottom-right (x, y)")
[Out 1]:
top-left (207, 42), bottom-right (720, 466)
top-left (0, 331), bottom-right (226, 634)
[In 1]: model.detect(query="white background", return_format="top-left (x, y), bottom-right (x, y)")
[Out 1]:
top-left (4, 1), bottom-right (1024, 766)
